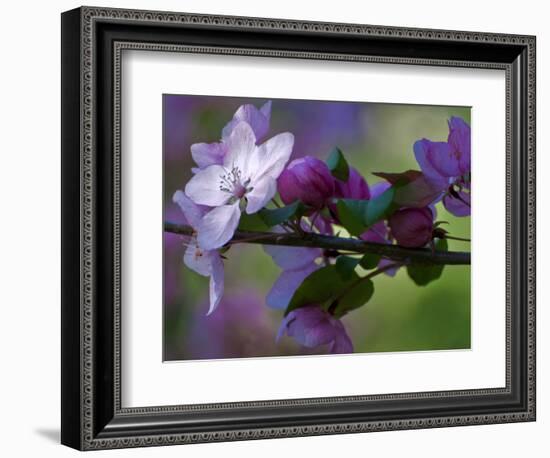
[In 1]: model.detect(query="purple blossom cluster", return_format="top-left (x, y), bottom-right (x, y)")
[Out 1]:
top-left (171, 101), bottom-right (471, 356)
top-left (414, 117), bottom-right (471, 217)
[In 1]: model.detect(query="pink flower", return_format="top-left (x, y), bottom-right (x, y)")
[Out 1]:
top-left (278, 156), bottom-right (335, 209)
top-left (190, 101), bottom-right (272, 172)
top-left (185, 122), bottom-right (294, 250)
top-left (172, 191), bottom-right (224, 315)
top-left (222, 101), bottom-right (272, 143)
top-left (277, 305), bottom-right (353, 354)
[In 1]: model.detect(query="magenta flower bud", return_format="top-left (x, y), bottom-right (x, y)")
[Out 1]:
top-left (334, 167), bottom-right (370, 200)
top-left (278, 156), bottom-right (335, 209)
top-left (328, 167), bottom-right (371, 223)
top-left (388, 207), bottom-right (434, 248)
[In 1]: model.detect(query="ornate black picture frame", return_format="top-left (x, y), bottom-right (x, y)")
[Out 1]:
top-left (61, 6), bottom-right (536, 450)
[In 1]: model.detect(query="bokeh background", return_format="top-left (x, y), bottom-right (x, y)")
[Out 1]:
top-left (163, 94), bottom-right (471, 361)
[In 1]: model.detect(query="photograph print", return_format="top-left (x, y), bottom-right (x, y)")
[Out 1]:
top-left (163, 95), bottom-right (471, 361)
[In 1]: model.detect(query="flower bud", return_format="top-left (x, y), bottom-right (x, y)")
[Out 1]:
top-left (328, 167), bottom-right (370, 221)
top-left (334, 167), bottom-right (370, 200)
top-left (388, 207), bottom-right (434, 248)
top-left (278, 156), bottom-right (335, 209)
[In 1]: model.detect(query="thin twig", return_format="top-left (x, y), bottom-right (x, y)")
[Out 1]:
top-left (164, 222), bottom-right (470, 265)
top-left (445, 235), bottom-right (471, 242)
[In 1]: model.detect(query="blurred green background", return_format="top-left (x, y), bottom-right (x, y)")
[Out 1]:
top-left (163, 95), bottom-right (471, 360)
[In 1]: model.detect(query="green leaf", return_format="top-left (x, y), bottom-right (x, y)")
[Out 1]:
top-left (335, 256), bottom-right (360, 280)
top-left (372, 170), bottom-right (423, 186)
top-left (334, 279), bottom-right (374, 318)
top-left (286, 264), bottom-right (376, 318)
top-left (393, 175), bottom-right (442, 208)
top-left (336, 199), bottom-right (368, 236)
top-left (373, 170), bottom-right (441, 209)
top-left (336, 189), bottom-right (396, 234)
top-left (237, 212), bottom-right (270, 232)
top-left (359, 253), bottom-right (381, 270)
top-left (286, 265), bottom-right (347, 315)
top-left (326, 147), bottom-right (350, 181)
top-left (259, 201), bottom-right (304, 227)
top-left (407, 239), bottom-right (448, 286)
top-left (364, 187), bottom-right (395, 226)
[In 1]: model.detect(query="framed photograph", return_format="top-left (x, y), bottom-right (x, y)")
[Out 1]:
top-left (61, 6), bottom-right (536, 450)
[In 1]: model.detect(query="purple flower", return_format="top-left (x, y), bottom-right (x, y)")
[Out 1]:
top-left (263, 242), bottom-right (322, 310)
top-left (413, 116), bottom-right (471, 216)
top-left (277, 305), bottom-right (353, 354)
top-left (222, 101), bottom-right (272, 143)
top-left (185, 122), bottom-right (294, 250)
top-left (448, 116), bottom-right (471, 171)
top-left (312, 212), bottom-right (334, 236)
top-left (263, 216), bottom-right (337, 311)
top-left (329, 166), bottom-right (371, 218)
top-left (190, 101), bottom-right (272, 172)
top-left (334, 166), bottom-right (371, 200)
top-left (414, 141), bottom-right (459, 188)
top-left (172, 191), bottom-right (224, 315)
top-left (278, 156), bottom-right (335, 209)
top-left (388, 207), bottom-right (434, 248)
top-left (360, 220), bottom-right (388, 244)
top-left (443, 182), bottom-right (470, 216)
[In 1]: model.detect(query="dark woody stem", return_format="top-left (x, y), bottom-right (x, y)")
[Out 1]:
top-left (444, 235), bottom-right (471, 242)
top-left (164, 221), bottom-right (470, 266)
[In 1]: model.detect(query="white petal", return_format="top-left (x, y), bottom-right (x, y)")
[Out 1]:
top-left (185, 164), bottom-right (232, 206)
top-left (172, 190), bottom-right (205, 229)
top-left (245, 176), bottom-right (277, 214)
top-left (207, 252), bottom-right (225, 315)
top-left (183, 239), bottom-right (211, 276)
top-left (252, 132), bottom-right (294, 181)
top-left (190, 142), bottom-right (226, 169)
top-left (223, 121), bottom-right (257, 177)
top-left (197, 202), bottom-right (241, 250)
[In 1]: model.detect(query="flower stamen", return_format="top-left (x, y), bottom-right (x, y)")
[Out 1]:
top-left (218, 166), bottom-right (246, 197)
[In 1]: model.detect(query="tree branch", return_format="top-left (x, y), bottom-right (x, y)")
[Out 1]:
top-left (164, 222), bottom-right (470, 266)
